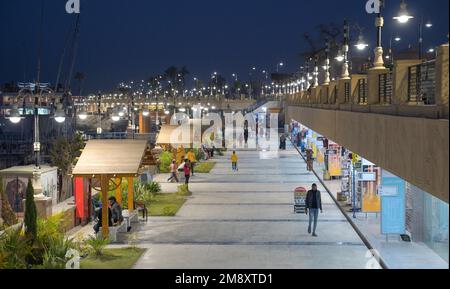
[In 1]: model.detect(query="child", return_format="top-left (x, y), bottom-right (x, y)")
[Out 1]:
top-left (231, 151), bottom-right (238, 171)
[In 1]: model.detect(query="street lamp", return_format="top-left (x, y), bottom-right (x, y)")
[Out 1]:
top-left (371, 1), bottom-right (385, 69)
top-left (78, 107), bottom-right (88, 120)
top-left (393, 0), bottom-right (414, 24)
top-left (394, 1), bottom-right (433, 59)
top-left (111, 109), bottom-right (121, 122)
top-left (6, 105), bottom-right (23, 124)
top-left (355, 33), bottom-right (369, 51)
top-left (276, 62), bottom-right (284, 73)
top-left (53, 103), bottom-right (66, 124)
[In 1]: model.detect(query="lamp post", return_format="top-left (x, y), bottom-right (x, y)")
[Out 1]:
top-left (394, 1), bottom-right (432, 60)
top-left (372, 0), bottom-right (385, 69)
top-left (6, 82), bottom-right (66, 198)
top-left (324, 39), bottom-right (331, 85)
top-left (313, 55), bottom-right (319, 87)
top-left (276, 62), bottom-right (284, 73)
top-left (342, 19), bottom-right (351, 79)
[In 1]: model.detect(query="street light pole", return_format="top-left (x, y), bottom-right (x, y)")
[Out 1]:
top-left (342, 19), bottom-right (351, 79)
top-left (33, 86), bottom-right (41, 169)
top-left (324, 39), bottom-right (331, 85)
top-left (373, 0), bottom-right (385, 69)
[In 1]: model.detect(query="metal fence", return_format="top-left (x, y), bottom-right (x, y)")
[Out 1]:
top-left (344, 82), bottom-right (350, 103)
top-left (408, 60), bottom-right (436, 105)
top-left (379, 72), bottom-right (393, 104)
top-left (357, 78), bottom-right (368, 104)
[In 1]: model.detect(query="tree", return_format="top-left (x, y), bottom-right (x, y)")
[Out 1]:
top-left (24, 179), bottom-right (37, 241)
top-left (0, 176), bottom-right (18, 227)
top-left (49, 133), bottom-right (85, 202)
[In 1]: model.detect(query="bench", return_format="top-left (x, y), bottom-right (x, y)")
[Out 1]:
top-left (98, 221), bottom-right (127, 243)
top-left (97, 210), bottom-right (139, 243)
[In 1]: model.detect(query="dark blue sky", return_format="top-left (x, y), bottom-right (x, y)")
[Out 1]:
top-left (1, 0), bottom-right (448, 94)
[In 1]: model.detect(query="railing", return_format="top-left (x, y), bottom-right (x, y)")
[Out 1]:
top-left (357, 79), bottom-right (368, 104)
top-left (379, 72), bottom-right (393, 105)
top-left (84, 132), bottom-right (128, 140)
top-left (408, 60), bottom-right (436, 105)
top-left (344, 82), bottom-right (350, 103)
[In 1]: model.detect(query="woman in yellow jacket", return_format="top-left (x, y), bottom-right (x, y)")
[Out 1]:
top-left (231, 151), bottom-right (238, 171)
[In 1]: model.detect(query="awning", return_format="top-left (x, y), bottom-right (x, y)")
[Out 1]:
top-left (72, 139), bottom-right (148, 177)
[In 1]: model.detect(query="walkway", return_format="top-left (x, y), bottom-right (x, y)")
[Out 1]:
top-left (129, 142), bottom-right (381, 269)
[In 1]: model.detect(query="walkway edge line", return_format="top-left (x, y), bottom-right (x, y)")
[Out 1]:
top-left (290, 139), bottom-right (388, 270)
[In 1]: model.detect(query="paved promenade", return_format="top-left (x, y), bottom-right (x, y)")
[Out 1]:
top-left (130, 142), bottom-right (380, 269)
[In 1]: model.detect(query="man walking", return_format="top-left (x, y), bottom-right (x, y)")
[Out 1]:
top-left (306, 184), bottom-right (323, 237)
top-left (167, 160), bottom-right (179, 183)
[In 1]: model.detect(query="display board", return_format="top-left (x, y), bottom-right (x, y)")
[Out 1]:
top-left (380, 170), bottom-right (406, 235)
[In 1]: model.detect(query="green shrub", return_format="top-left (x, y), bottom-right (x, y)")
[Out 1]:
top-left (158, 151), bottom-right (174, 173)
top-left (176, 184), bottom-right (192, 196)
top-left (24, 179), bottom-right (37, 242)
top-left (0, 227), bottom-right (30, 269)
top-left (146, 182), bottom-right (161, 194)
top-left (85, 236), bottom-right (110, 257)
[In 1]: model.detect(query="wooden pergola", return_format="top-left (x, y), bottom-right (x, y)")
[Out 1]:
top-left (72, 139), bottom-right (148, 238)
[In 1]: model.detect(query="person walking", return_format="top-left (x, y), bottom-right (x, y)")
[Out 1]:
top-left (306, 184), bottom-right (323, 237)
top-left (183, 159), bottom-right (191, 186)
top-left (306, 148), bottom-right (314, 172)
top-left (167, 160), bottom-right (179, 183)
top-left (186, 149), bottom-right (197, 176)
top-left (231, 151), bottom-right (239, 171)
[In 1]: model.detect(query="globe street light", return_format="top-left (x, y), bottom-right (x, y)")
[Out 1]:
top-left (7, 105), bottom-right (23, 124)
top-left (393, 0), bottom-right (414, 24)
top-left (78, 107), bottom-right (88, 120)
top-left (355, 33), bottom-right (369, 51)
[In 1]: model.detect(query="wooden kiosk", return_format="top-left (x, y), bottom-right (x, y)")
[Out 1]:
top-left (72, 139), bottom-right (148, 239)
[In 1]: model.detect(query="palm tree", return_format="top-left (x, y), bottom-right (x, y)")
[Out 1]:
top-left (74, 72), bottom-right (85, 96)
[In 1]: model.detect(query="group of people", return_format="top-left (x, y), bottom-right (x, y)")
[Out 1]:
top-left (168, 149), bottom-right (198, 186)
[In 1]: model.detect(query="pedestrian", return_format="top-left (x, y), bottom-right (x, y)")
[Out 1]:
top-left (187, 149), bottom-right (197, 176)
top-left (183, 159), bottom-right (191, 186)
top-left (231, 151), bottom-right (238, 171)
top-left (280, 134), bottom-right (286, 150)
top-left (167, 159), bottom-right (179, 183)
top-left (306, 149), bottom-right (314, 171)
top-left (306, 184), bottom-right (323, 237)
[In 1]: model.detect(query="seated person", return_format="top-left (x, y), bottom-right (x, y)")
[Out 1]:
top-left (93, 201), bottom-right (113, 234)
top-left (109, 196), bottom-right (124, 225)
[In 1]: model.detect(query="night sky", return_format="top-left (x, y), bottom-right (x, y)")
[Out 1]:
top-left (1, 0), bottom-right (448, 94)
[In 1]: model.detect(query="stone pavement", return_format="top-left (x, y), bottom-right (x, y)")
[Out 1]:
top-left (129, 141), bottom-right (381, 269)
